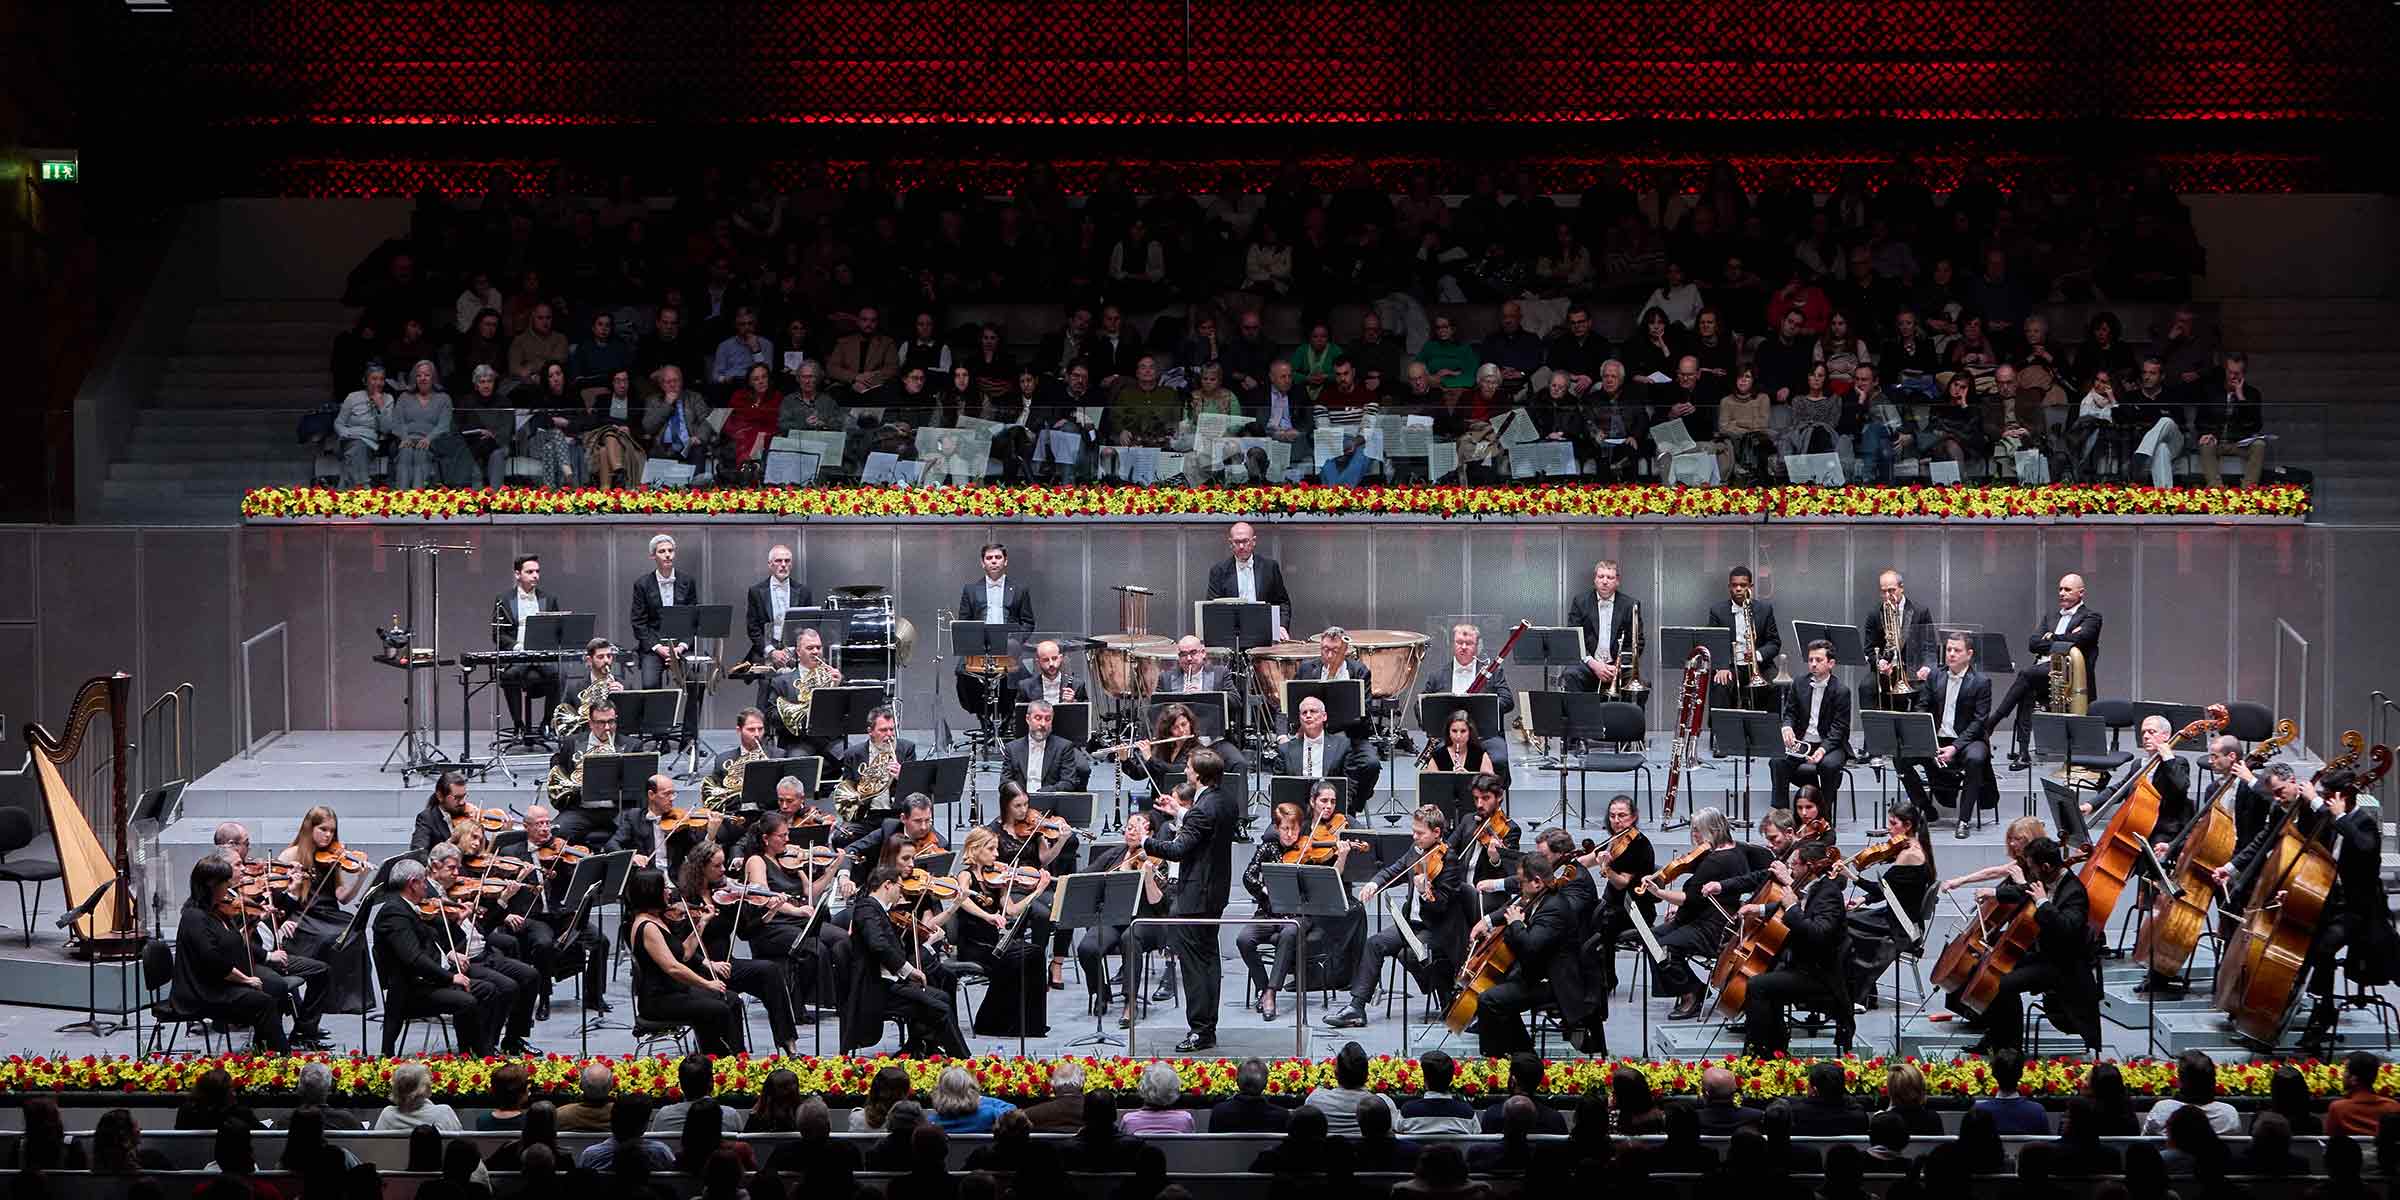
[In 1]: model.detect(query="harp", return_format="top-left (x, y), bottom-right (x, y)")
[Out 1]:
top-left (21, 673), bottom-right (144, 959)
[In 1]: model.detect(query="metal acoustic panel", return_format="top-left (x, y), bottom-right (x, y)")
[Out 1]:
top-left (240, 526), bottom-right (332, 733)
top-left (36, 530), bottom-right (139, 725)
top-left (323, 528), bottom-right (441, 729)
top-left (1460, 524), bottom-right (1562, 660)
top-left (141, 531), bottom-right (240, 770)
top-left (896, 524), bottom-right (1004, 733)
top-left (1941, 526), bottom-right (2047, 692)
top-left (1080, 524), bottom-right (1186, 639)
top-left (2312, 529), bottom-right (2389, 755)
top-left (1556, 527), bottom-right (1659, 683)
top-left (0, 530), bottom-right (34, 622)
top-left (1374, 524), bottom-right (1468, 655)
top-left (2226, 526), bottom-right (2327, 745)
top-left (1654, 525), bottom-right (1758, 639)
top-left (1752, 525), bottom-right (1855, 681)
top-left (2043, 526), bottom-right (2141, 702)
top-left (2137, 528), bottom-right (2236, 716)
top-left (1251, 523), bottom-right (1362, 641)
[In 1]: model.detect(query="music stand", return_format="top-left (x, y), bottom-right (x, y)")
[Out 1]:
top-left (779, 608), bottom-right (851, 653)
top-left (615, 688), bottom-right (685, 747)
top-left (524, 613), bottom-right (596, 655)
top-left (895, 754), bottom-right (972, 818)
top-left (2031, 713), bottom-right (2112, 831)
top-left (1056, 870), bottom-right (1144, 1048)
top-left (1976, 632), bottom-right (2016, 674)
top-left (1416, 693), bottom-right (1502, 742)
top-left (1269, 775), bottom-right (1348, 812)
top-left (950, 622), bottom-right (1020, 756)
top-left (584, 751), bottom-right (661, 812)
top-left (1416, 771), bottom-right (1477, 822)
top-left (1201, 600), bottom-right (1275, 742)
top-left (1015, 700), bottom-right (1091, 745)
top-left (807, 685), bottom-right (884, 754)
top-left (1527, 690), bottom-right (1619, 825)
top-left (1283, 679), bottom-right (1367, 735)
top-left (1257, 862), bottom-right (1348, 1027)
top-left (741, 757), bottom-right (823, 809)
top-left (658, 605), bottom-right (733, 769)
top-left (1794, 621), bottom-right (1867, 674)
top-left (559, 850), bottom-right (639, 1050)
top-left (1148, 692), bottom-right (1232, 739)
top-left (1031, 791), bottom-right (1098, 831)
top-left (1511, 626), bottom-right (1586, 672)
top-left (1662, 626), bottom-right (1736, 715)
top-left (1708, 708), bottom-right (1782, 830)
top-left (1862, 710), bottom-right (1938, 815)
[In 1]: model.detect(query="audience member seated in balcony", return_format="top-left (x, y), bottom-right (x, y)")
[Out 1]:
top-left (452, 270), bottom-right (504, 337)
top-left (1645, 260), bottom-right (1705, 329)
top-left (636, 305), bottom-right (707, 400)
top-left (1336, 310), bottom-right (1397, 384)
top-left (896, 310), bottom-right (952, 379)
top-left (2196, 351), bottom-right (2267, 486)
top-left (1419, 314), bottom-right (1481, 394)
top-left (1965, 250), bottom-right (2030, 342)
top-left (1718, 365), bottom-right (1778, 483)
top-left (1176, 312), bottom-right (1223, 375)
top-left (1538, 305), bottom-right (1608, 396)
top-left (567, 311), bottom-right (631, 396)
top-left (1187, 361), bottom-right (1242, 422)
top-left (1318, 359), bottom-right (1379, 428)
top-left (1110, 355), bottom-right (1181, 450)
top-left (2152, 306), bottom-right (2220, 400)
top-left (335, 363), bottom-right (394, 487)
top-left (1532, 223), bottom-right (1594, 298)
top-left (448, 307), bottom-right (506, 395)
top-left (1779, 363), bottom-right (1842, 460)
top-left (778, 361), bottom-right (843, 438)
top-left (2070, 312), bottom-right (2137, 393)
top-left (1651, 355), bottom-right (1721, 477)
top-left (332, 312), bottom-right (384, 402)
top-left (1816, 311), bottom-right (1872, 392)
top-left (2065, 368), bottom-right (2122, 481)
top-left (1753, 309), bottom-right (1815, 404)
top-left (1621, 306), bottom-right (1687, 381)
top-left (1032, 303), bottom-right (1094, 381)
top-left (1087, 305), bottom-right (1144, 390)
top-left (642, 364), bottom-right (717, 474)
top-left (1844, 363), bottom-right (1903, 483)
top-left (1767, 266), bottom-right (1833, 337)
top-left (722, 363), bottom-right (783, 471)
top-left (1108, 218), bottom-right (1172, 311)
top-left (1832, 249), bottom-right (1898, 342)
top-left (1911, 258), bottom-right (1964, 339)
top-left (827, 305), bottom-right (898, 397)
top-left (1575, 359), bottom-right (1652, 480)
top-left (388, 360), bottom-right (457, 488)
top-left (1477, 302), bottom-right (1544, 395)
top-left (1288, 321), bottom-right (1344, 403)
top-left (385, 317), bottom-right (436, 378)
top-left (509, 304), bottom-right (569, 392)
top-left (1878, 309), bottom-right (1944, 397)
top-left (708, 306), bottom-right (773, 397)
top-left (1924, 372), bottom-right (1991, 473)
top-left (1949, 312), bottom-right (2002, 374)
top-left (1218, 310), bottom-right (1273, 398)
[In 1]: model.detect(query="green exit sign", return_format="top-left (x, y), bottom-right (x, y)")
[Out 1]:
top-left (40, 160), bottom-right (78, 183)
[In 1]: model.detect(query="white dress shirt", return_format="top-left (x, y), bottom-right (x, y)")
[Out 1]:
top-left (1593, 596), bottom-right (1616, 650)
top-left (512, 588), bottom-right (540, 650)
top-left (1300, 734), bottom-right (1326, 776)
top-left (1025, 738), bottom-right (1047, 786)
top-left (768, 579), bottom-right (793, 645)
top-left (654, 573), bottom-right (678, 607)
top-left (1451, 661), bottom-right (1478, 693)
top-left (983, 576), bottom-right (1007, 624)
top-left (1235, 559), bottom-right (1257, 601)
top-left (1940, 669), bottom-right (1967, 739)
top-left (1802, 676), bottom-right (1827, 739)
top-left (2053, 604), bottom-right (2081, 637)
top-left (1039, 672), bottom-right (1065, 704)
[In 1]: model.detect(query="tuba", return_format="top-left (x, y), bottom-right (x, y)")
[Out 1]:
top-left (2047, 642), bottom-right (2089, 715)
top-left (831, 740), bottom-right (900, 821)
top-left (1880, 601), bottom-right (1916, 698)
top-left (773, 662), bottom-right (841, 740)
top-left (550, 658), bottom-right (620, 739)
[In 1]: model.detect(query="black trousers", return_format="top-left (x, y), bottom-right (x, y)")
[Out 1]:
top-left (638, 986), bottom-right (747, 1055)
top-left (1349, 922), bottom-right (1438, 1009)
top-left (1771, 747), bottom-right (1849, 816)
top-left (529, 907), bottom-right (609, 1001)
top-left (1978, 960), bottom-right (2096, 1052)
top-left (1238, 916), bottom-right (1308, 996)
top-left (1995, 663), bottom-right (2055, 752)
top-left (1473, 977), bottom-right (1543, 1056)
top-left (724, 956), bottom-right (799, 1048)
top-left (1742, 966), bottom-right (1851, 1055)
top-left (1169, 912), bottom-right (1226, 1037)
top-left (384, 980), bottom-right (490, 1056)
top-left (1900, 739), bottom-right (1996, 823)
top-left (2307, 910), bottom-right (2375, 1002)
top-left (1653, 921), bottom-right (1723, 997)
top-left (207, 986), bottom-right (289, 1052)
top-left (1077, 921), bottom-right (1165, 1003)
top-left (257, 951), bottom-right (329, 1036)
top-left (500, 664), bottom-right (559, 732)
top-left (470, 953), bottom-right (538, 1041)
top-left (890, 978), bottom-right (971, 1056)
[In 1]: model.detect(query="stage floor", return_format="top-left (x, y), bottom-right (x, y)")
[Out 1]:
top-left (0, 727), bottom-right (2379, 1063)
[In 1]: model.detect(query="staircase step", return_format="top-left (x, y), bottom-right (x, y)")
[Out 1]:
top-left (153, 387), bottom-right (324, 409)
top-left (164, 352), bottom-right (330, 374)
top-left (101, 479), bottom-right (285, 503)
top-left (160, 368), bottom-right (329, 392)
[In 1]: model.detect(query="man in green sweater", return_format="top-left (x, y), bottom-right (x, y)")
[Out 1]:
top-left (1109, 354), bottom-right (1181, 449)
top-left (1416, 314), bottom-right (1481, 393)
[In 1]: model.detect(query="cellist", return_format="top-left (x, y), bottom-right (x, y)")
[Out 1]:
top-left (1735, 834), bottom-right (1853, 1056)
top-left (1965, 836), bottom-right (2099, 1055)
top-left (2212, 765), bottom-right (2389, 1054)
top-left (1462, 851), bottom-right (1574, 1056)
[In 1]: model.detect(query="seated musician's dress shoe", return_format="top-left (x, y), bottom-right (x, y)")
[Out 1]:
top-left (1152, 975), bottom-right (1177, 1002)
top-left (1323, 1005), bottom-right (1368, 1029)
top-left (1174, 1032), bottom-right (1217, 1053)
top-left (585, 995), bottom-right (614, 1014)
top-left (534, 998), bottom-right (550, 1023)
top-left (2007, 751), bottom-right (2032, 771)
top-left (1667, 993), bottom-right (1704, 1022)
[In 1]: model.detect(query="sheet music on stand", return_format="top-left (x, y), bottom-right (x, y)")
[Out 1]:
top-left (1492, 408), bottom-right (1541, 447)
top-left (1508, 439), bottom-right (1578, 478)
top-left (913, 426), bottom-right (993, 487)
top-left (1649, 417), bottom-right (1699, 457)
top-left (1034, 428), bottom-right (1085, 468)
top-left (1147, 691), bottom-right (1232, 739)
top-left (788, 430), bottom-right (846, 476)
top-left (763, 446), bottom-right (822, 485)
top-left (860, 453), bottom-right (923, 486)
top-left (1282, 678), bottom-right (1366, 733)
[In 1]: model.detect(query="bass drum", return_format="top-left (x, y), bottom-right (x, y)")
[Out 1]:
top-left (1088, 634), bottom-right (1170, 699)
top-left (826, 589), bottom-right (913, 684)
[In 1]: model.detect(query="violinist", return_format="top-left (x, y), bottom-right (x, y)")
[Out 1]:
top-left (991, 779), bottom-right (1078, 989)
top-left (448, 820), bottom-right (547, 987)
top-left (1462, 851), bottom-right (1575, 1055)
top-left (1735, 837), bottom-right (1854, 1057)
top-left (1645, 807), bottom-right (1759, 1021)
top-left (842, 865), bottom-right (972, 1057)
top-left (1843, 803), bottom-right (1938, 1008)
top-left (737, 811), bottom-right (839, 986)
top-left (172, 856), bottom-right (301, 1052)
top-left (371, 859), bottom-right (504, 1056)
top-left (607, 774), bottom-right (710, 873)
top-left (1238, 802), bottom-right (1317, 1022)
top-left (1075, 808), bottom-right (1173, 1018)
top-left (1580, 796), bottom-right (1659, 999)
top-left (411, 772), bottom-right (475, 854)
top-left (1446, 774), bottom-right (1521, 918)
top-left (842, 793), bottom-right (943, 888)
top-left (502, 803), bottom-right (610, 1021)
top-left (1965, 835), bottom-right (2097, 1055)
top-left (1002, 700), bottom-right (1092, 792)
top-left (2215, 765), bottom-right (2391, 1054)
top-left (274, 806), bottom-right (373, 1019)
top-left (426, 841), bottom-right (542, 1054)
top-left (1299, 779), bottom-right (1372, 979)
top-left (209, 824), bottom-right (333, 1048)
top-left (623, 867), bottom-right (746, 1055)
top-left (1272, 697), bottom-right (1370, 816)
top-left (677, 843), bottom-right (806, 1054)
top-left (951, 826), bottom-right (1053, 1037)
top-left (1327, 804), bottom-right (1459, 1029)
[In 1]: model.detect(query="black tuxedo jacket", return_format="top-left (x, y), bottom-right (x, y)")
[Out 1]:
top-left (1568, 591), bottom-right (1641, 665)
top-left (744, 576), bottom-right (816, 664)
top-left (957, 577), bottom-right (1037, 631)
top-left (1144, 785), bottom-right (1234, 915)
top-left (1426, 656), bottom-right (1515, 717)
top-left (2028, 605), bottom-right (2104, 695)
top-left (1294, 652), bottom-right (1370, 685)
top-left (1861, 599), bottom-right (1935, 677)
top-left (1204, 554), bottom-right (1294, 617)
top-left (1920, 669), bottom-right (1995, 745)
top-left (2149, 757), bottom-right (2195, 849)
top-left (630, 572), bottom-right (700, 655)
top-left (1009, 668), bottom-right (1085, 705)
top-left (1780, 674), bottom-right (1853, 749)
top-left (1769, 872), bottom-right (1852, 1003)
top-left (838, 737), bottom-right (920, 783)
top-left (490, 587), bottom-right (563, 648)
top-left (372, 893), bottom-right (458, 993)
top-left (604, 806), bottom-right (701, 868)
top-left (1270, 731), bottom-right (1359, 779)
top-left (1157, 664), bottom-right (1233, 694)
top-left (1707, 599), bottom-right (1781, 677)
top-left (1002, 734), bottom-right (1091, 792)
top-left (410, 801), bottom-right (455, 854)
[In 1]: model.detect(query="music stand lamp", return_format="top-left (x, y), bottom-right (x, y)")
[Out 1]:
top-left (1200, 601), bottom-right (1274, 753)
top-left (950, 622), bottom-right (1018, 763)
top-left (1056, 870), bottom-right (1144, 1049)
top-left (657, 605), bottom-right (735, 774)
top-left (1708, 708), bottom-right (1783, 832)
top-left (1258, 862), bottom-right (1349, 1027)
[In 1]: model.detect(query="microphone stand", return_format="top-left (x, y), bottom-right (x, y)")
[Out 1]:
top-left (56, 878), bottom-right (127, 1037)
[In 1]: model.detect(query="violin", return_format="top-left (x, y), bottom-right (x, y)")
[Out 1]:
top-left (1472, 812), bottom-right (1512, 856)
top-left (1009, 813), bottom-right (1073, 841)
top-left (712, 883), bottom-right (787, 909)
top-left (907, 829), bottom-right (947, 857)
top-left (977, 864), bottom-right (1046, 892)
top-left (312, 843), bottom-right (371, 874)
top-left (792, 806), bottom-right (835, 829)
top-left (471, 806), bottom-right (523, 833)
top-left (464, 854), bottom-right (535, 877)
top-left (413, 896), bottom-right (474, 922)
top-left (533, 838), bottom-right (590, 866)
top-left (1301, 813), bottom-right (1369, 864)
top-left (1843, 836), bottom-right (1908, 875)
top-left (774, 844), bottom-right (843, 872)
top-left (899, 867), bottom-right (962, 900)
top-left (657, 807), bottom-right (718, 834)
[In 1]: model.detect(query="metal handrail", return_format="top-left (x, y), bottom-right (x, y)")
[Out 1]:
top-left (139, 682), bottom-right (195, 794)
top-left (2274, 619), bottom-right (2310, 758)
top-left (240, 622), bottom-right (292, 759)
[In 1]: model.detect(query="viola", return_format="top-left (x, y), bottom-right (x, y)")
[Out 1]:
top-left (312, 843), bottom-right (370, 874)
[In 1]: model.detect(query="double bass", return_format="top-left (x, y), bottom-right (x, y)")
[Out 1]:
top-left (2215, 744), bottom-right (2392, 1044)
top-left (2075, 709), bottom-right (2225, 937)
top-left (2136, 718), bottom-right (2297, 980)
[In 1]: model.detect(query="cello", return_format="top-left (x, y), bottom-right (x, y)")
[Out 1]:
top-left (2136, 718), bottom-right (2297, 980)
top-left (1952, 843), bottom-right (2094, 1017)
top-left (1444, 884), bottom-right (1545, 1033)
top-left (2074, 708), bottom-right (2225, 938)
top-left (1710, 837), bottom-right (1843, 1018)
top-left (2215, 744), bottom-right (2391, 1044)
